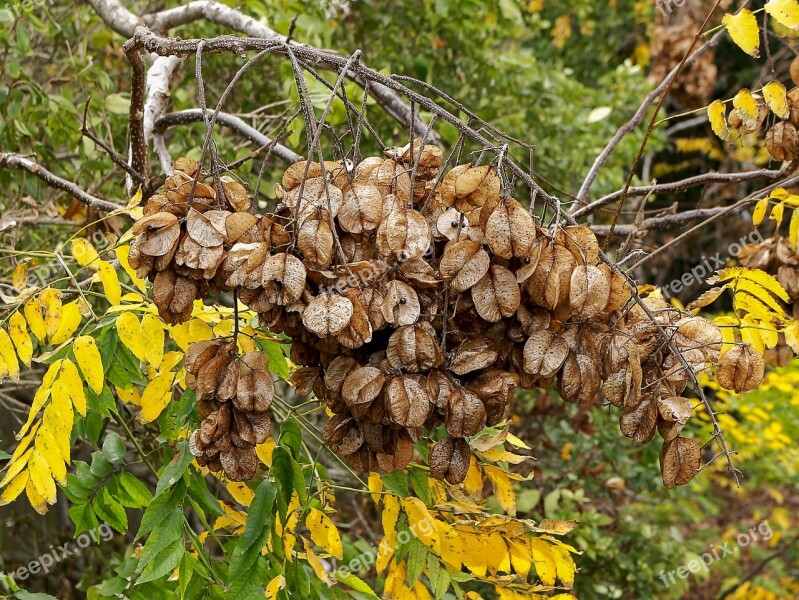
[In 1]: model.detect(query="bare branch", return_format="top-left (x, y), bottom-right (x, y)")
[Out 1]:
top-left (591, 206), bottom-right (741, 238)
top-left (85, 0), bottom-right (439, 145)
top-left (0, 153), bottom-right (122, 213)
top-left (122, 38), bottom-right (148, 189)
top-left (143, 56), bottom-right (183, 144)
top-left (154, 109), bottom-right (301, 164)
top-left (573, 166), bottom-right (788, 219)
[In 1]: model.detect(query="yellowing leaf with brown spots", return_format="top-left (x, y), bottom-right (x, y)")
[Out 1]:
top-left (24, 297), bottom-right (47, 343)
top-left (60, 358), bottom-right (86, 416)
top-left (25, 478), bottom-right (48, 515)
top-left (116, 245), bottom-right (147, 293)
top-left (368, 472), bottom-right (382, 504)
top-left (116, 312), bottom-right (146, 362)
top-left (303, 539), bottom-right (333, 586)
top-left (722, 10), bottom-right (760, 57)
top-left (401, 497), bottom-right (440, 551)
top-left (8, 313), bottom-right (32, 367)
top-left (73, 336), bottom-right (103, 394)
top-left (306, 507), bottom-right (343, 559)
top-left (12, 263), bottom-right (28, 291)
top-left (733, 88), bottom-right (760, 130)
top-left (141, 314), bottom-right (165, 368)
top-left (97, 260), bottom-right (121, 305)
top-left (529, 537), bottom-right (557, 586)
top-left (708, 100), bottom-right (729, 141)
top-left (766, 0), bottom-right (799, 29)
top-left (753, 197), bottom-right (769, 225)
top-left (41, 288), bottom-right (63, 341)
top-left (17, 360), bottom-right (62, 440)
top-left (0, 471), bottom-right (28, 506)
top-left (28, 450), bottom-right (56, 505)
top-left (36, 428), bottom-right (66, 485)
top-left (483, 465), bottom-right (516, 516)
top-left (0, 329), bottom-right (20, 382)
top-left (50, 301), bottom-right (82, 345)
top-left (137, 371), bottom-right (175, 423)
top-left (71, 238), bottom-right (99, 267)
top-left (763, 80), bottom-right (790, 118)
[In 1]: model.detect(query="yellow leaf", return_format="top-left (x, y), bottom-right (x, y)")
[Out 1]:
top-left (116, 385), bottom-right (142, 406)
top-left (715, 267), bottom-right (790, 302)
top-left (8, 312), bottom-right (33, 367)
top-left (462, 455), bottom-right (484, 497)
top-left (25, 478), bottom-right (48, 515)
top-left (28, 450), bottom-right (56, 504)
top-left (17, 360), bottom-right (62, 440)
top-left (12, 262), bottom-right (28, 291)
top-left (508, 538), bottom-right (533, 579)
top-left (264, 575), bottom-right (286, 599)
top-left (0, 328), bottom-right (20, 382)
top-left (741, 325), bottom-right (765, 353)
top-left (483, 465), bottom-right (516, 516)
top-left (303, 539), bottom-right (333, 586)
top-left (73, 336), bottom-right (104, 394)
top-left (770, 201), bottom-right (785, 226)
top-left (368, 472), bottom-right (382, 504)
top-left (733, 88), bottom-right (760, 130)
top-left (169, 319), bottom-right (214, 351)
top-left (435, 520), bottom-right (464, 571)
top-left (485, 532), bottom-right (511, 574)
top-left (753, 198), bottom-right (769, 225)
top-left (71, 238), bottom-right (99, 267)
top-left (138, 371), bottom-right (175, 423)
top-left (722, 10), bottom-right (760, 57)
top-left (529, 537), bottom-right (557, 586)
top-left (707, 100), bottom-right (729, 141)
top-left (36, 428), bottom-right (66, 485)
top-left (550, 543), bottom-right (577, 588)
top-left (766, 0), bottom-right (799, 29)
top-left (116, 312), bottom-right (146, 362)
top-left (97, 260), bottom-right (122, 306)
top-left (41, 288), bottom-right (63, 341)
top-left (461, 532), bottom-right (488, 577)
top-left (306, 508), bottom-right (343, 559)
top-left (383, 494), bottom-right (401, 534)
top-left (60, 358), bottom-right (87, 416)
top-left (401, 497), bottom-right (439, 551)
top-left (0, 447), bottom-right (33, 488)
top-left (227, 482), bottom-right (254, 506)
top-left (256, 438), bottom-right (275, 467)
top-left (141, 314), bottom-right (165, 368)
top-left (9, 424), bottom-right (38, 466)
top-left (24, 297), bottom-right (47, 343)
top-left (116, 245), bottom-right (147, 293)
top-left (126, 186), bottom-right (143, 209)
top-left (50, 301), bottom-right (82, 345)
top-left (0, 471), bottom-right (29, 506)
top-left (763, 81), bottom-right (790, 119)
top-left (44, 379), bottom-right (74, 464)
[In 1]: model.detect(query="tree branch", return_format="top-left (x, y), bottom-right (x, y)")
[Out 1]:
top-left (0, 153), bottom-right (122, 213)
top-left (154, 109), bottom-right (302, 164)
top-left (84, 0), bottom-right (439, 145)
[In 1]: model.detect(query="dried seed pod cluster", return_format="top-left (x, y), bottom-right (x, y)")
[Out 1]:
top-left (186, 340), bottom-right (274, 481)
top-left (131, 146), bottom-right (764, 487)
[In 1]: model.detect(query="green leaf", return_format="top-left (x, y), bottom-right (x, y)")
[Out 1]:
top-left (155, 440), bottom-right (193, 498)
top-left (102, 431), bottom-right (127, 465)
top-left (137, 479), bottom-right (186, 539)
top-left (408, 467), bottom-right (432, 506)
top-left (186, 471), bottom-right (223, 517)
top-left (406, 537), bottom-right (427, 586)
top-left (68, 502), bottom-right (99, 536)
top-left (106, 359), bottom-right (133, 390)
top-left (86, 385), bottom-right (116, 418)
top-left (272, 447), bottom-right (306, 507)
top-left (92, 486), bottom-right (128, 534)
top-left (334, 571), bottom-right (379, 598)
top-left (229, 480), bottom-right (277, 583)
top-left (381, 470), bottom-right (410, 497)
top-left (115, 472), bottom-right (153, 508)
top-left (259, 339), bottom-right (290, 381)
top-left (136, 507), bottom-right (183, 573)
top-left (136, 538), bottom-right (185, 584)
top-left (279, 419), bottom-right (302, 459)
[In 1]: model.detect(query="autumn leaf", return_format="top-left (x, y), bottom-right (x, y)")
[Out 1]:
top-left (49, 301), bottom-right (82, 345)
top-left (765, 0), bottom-right (799, 29)
top-left (138, 371), bottom-right (175, 423)
top-left (97, 260), bottom-right (122, 305)
top-left (763, 81), bottom-right (790, 118)
top-left (722, 10), bottom-right (760, 57)
top-left (8, 312), bottom-right (33, 367)
top-left (117, 311), bottom-right (147, 362)
top-left (707, 100), bottom-right (729, 140)
top-left (306, 507), bottom-right (343, 559)
top-left (73, 335), bottom-right (104, 394)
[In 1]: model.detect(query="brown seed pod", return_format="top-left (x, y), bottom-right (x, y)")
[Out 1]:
top-left (657, 396), bottom-right (694, 442)
top-left (429, 436), bottom-right (471, 484)
top-left (445, 387), bottom-right (486, 437)
top-left (569, 265), bottom-right (610, 318)
top-left (619, 396), bottom-right (658, 444)
top-left (338, 182), bottom-right (384, 233)
top-left (298, 213), bottom-right (335, 267)
top-left (382, 280), bottom-right (421, 326)
top-left (386, 376), bottom-right (431, 428)
top-left (528, 241), bottom-right (575, 311)
top-left (659, 435), bottom-right (701, 488)
top-left (439, 239), bottom-right (491, 293)
top-left (472, 265), bottom-right (521, 323)
top-left (262, 253), bottom-right (307, 305)
top-left (449, 336), bottom-right (498, 376)
top-left (386, 323), bottom-right (443, 373)
top-left (716, 345), bottom-right (764, 392)
top-left (523, 330), bottom-right (569, 379)
top-left (342, 366), bottom-right (386, 417)
top-left (485, 199), bottom-right (536, 259)
top-left (765, 122), bottom-right (799, 161)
